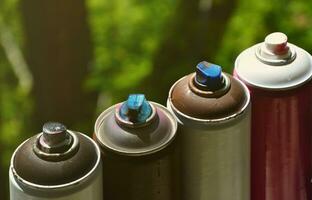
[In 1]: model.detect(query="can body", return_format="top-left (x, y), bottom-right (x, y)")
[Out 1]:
top-left (101, 141), bottom-right (179, 200)
top-left (234, 32), bottom-right (312, 200)
top-left (245, 83), bottom-right (312, 200)
top-left (167, 63), bottom-right (251, 200)
top-left (94, 99), bottom-right (178, 200)
top-left (174, 110), bottom-right (250, 200)
top-left (9, 123), bottom-right (103, 200)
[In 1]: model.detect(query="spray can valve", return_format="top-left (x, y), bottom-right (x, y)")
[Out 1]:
top-left (264, 32), bottom-right (289, 55)
top-left (119, 94), bottom-right (152, 123)
top-left (195, 61), bottom-right (224, 91)
top-left (37, 122), bottom-right (73, 154)
top-left (256, 32), bottom-right (296, 65)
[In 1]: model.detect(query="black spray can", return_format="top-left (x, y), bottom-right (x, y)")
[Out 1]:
top-left (94, 94), bottom-right (179, 200)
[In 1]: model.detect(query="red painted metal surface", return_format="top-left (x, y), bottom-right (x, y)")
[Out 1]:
top-left (244, 80), bottom-right (312, 200)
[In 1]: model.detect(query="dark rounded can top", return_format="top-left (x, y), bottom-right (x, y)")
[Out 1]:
top-left (94, 94), bottom-right (177, 156)
top-left (168, 61), bottom-right (250, 124)
top-left (11, 122), bottom-right (101, 189)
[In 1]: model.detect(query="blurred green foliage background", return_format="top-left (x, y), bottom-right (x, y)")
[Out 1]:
top-left (0, 0), bottom-right (312, 199)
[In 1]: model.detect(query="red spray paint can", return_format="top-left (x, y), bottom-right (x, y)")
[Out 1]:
top-left (234, 32), bottom-right (312, 200)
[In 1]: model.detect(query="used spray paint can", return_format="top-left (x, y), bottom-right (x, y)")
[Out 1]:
top-left (167, 61), bottom-right (251, 200)
top-left (9, 122), bottom-right (102, 200)
top-left (94, 94), bottom-right (178, 200)
top-left (234, 32), bottom-right (312, 200)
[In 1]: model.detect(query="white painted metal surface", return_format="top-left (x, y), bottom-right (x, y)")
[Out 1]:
top-left (235, 32), bottom-right (312, 90)
top-left (167, 101), bottom-right (251, 200)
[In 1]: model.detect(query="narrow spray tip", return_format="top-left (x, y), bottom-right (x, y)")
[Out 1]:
top-left (119, 94), bottom-right (152, 123)
top-left (195, 61), bottom-right (223, 91)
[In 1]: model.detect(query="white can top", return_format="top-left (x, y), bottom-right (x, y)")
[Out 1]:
top-left (235, 32), bottom-right (312, 90)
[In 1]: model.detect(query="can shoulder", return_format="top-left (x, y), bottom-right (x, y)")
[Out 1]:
top-left (234, 43), bottom-right (312, 90)
top-left (11, 132), bottom-right (100, 187)
top-left (94, 102), bottom-right (177, 156)
top-left (167, 73), bottom-right (250, 123)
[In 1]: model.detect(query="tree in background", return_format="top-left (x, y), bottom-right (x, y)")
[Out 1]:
top-left (0, 0), bottom-right (95, 199)
top-left (87, 0), bottom-right (178, 109)
top-left (87, 0), bottom-right (238, 105)
top-left (20, 0), bottom-right (97, 133)
top-left (0, 0), bottom-right (32, 199)
top-left (215, 0), bottom-right (312, 68)
top-left (139, 0), bottom-right (238, 104)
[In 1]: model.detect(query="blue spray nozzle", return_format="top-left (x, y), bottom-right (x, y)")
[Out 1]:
top-left (119, 94), bottom-right (152, 123)
top-left (195, 61), bottom-right (223, 90)
top-left (126, 94), bottom-right (146, 110)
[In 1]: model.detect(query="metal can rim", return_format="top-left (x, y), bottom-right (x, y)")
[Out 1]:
top-left (10, 131), bottom-right (101, 190)
top-left (94, 102), bottom-right (178, 156)
top-left (167, 75), bottom-right (250, 125)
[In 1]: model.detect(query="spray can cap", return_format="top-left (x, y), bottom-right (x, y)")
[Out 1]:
top-left (12, 122), bottom-right (100, 188)
top-left (42, 122), bottom-right (67, 145)
top-left (37, 122), bottom-right (73, 154)
top-left (264, 32), bottom-right (289, 55)
top-left (168, 61), bottom-right (248, 121)
top-left (235, 32), bottom-right (312, 90)
top-left (119, 94), bottom-right (152, 123)
top-left (256, 32), bottom-right (296, 65)
top-left (94, 98), bottom-right (177, 156)
top-left (195, 61), bottom-right (224, 91)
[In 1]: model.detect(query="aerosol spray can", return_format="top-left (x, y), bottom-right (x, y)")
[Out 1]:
top-left (167, 61), bottom-right (251, 200)
top-left (9, 122), bottom-right (103, 200)
top-left (94, 94), bottom-right (178, 200)
top-left (234, 32), bottom-right (312, 200)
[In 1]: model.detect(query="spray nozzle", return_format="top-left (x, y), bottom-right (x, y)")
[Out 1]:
top-left (37, 122), bottom-right (72, 153)
top-left (195, 61), bottom-right (224, 91)
top-left (119, 94), bottom-right (152, 123)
